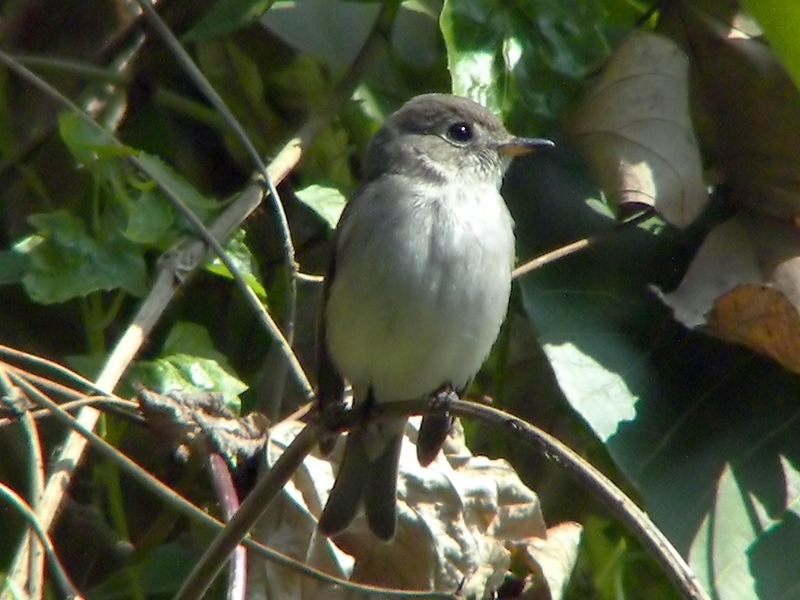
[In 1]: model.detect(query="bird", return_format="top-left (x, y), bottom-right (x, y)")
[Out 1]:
top-left (315, 93), bottom-right (553, 541)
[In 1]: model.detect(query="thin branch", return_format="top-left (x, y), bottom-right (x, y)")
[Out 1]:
top-left (0, 483), bottom-right (84, 600)
top-left (173, 423), bottom-right (320, 600)
top-left (376, 398), bottom-right (711, 600)
top-left (6, 370), bottom-right (444, 599)
top-left (20, 409), bottom-right (45, 600)
top-left (0, 344), bottom-right (113, 397)
top-left (208, 454), bottom-right (246, 600)
top-left (512, 209), bottom-right (655, 279)
top-left (133, 0), bottom-right (298, 349)
top-left (0, 53), bottom-right (313, 574)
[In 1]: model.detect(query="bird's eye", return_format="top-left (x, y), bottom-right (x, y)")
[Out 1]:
top-left (445, 122), bottom-right (473, 144)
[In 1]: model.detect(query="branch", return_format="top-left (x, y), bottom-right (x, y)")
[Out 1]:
top-left (380, 398), bottom-right (711, 600)
top-left (512, 209), bottom-right (654, 279)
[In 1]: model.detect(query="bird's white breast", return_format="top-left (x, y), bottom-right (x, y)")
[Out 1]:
top-left (325, 175), bottom-right (515, 404)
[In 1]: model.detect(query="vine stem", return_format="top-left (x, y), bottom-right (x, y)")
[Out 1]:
top-left (0, 1), bottom-right (396, 593)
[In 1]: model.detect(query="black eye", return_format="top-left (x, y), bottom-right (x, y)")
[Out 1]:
top-left (445, 121), bottom-right (473, 144)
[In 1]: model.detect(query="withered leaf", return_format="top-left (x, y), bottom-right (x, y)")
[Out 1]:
top-left (707, 284), bottom-right (800, 373)
top-left (658, 214), bottom-right (800, 374)
top-left (661, 3), bottom-right (800, 220)
top-left (137, 386), bottom-right (267, 466)
top-left (568, 31), bottom-right (707, 228)
top-left (248, 419), bottom-right (573, 600)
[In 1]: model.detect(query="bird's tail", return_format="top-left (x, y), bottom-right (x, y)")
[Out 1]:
top-left (318, 424), bottom-right (404, 541)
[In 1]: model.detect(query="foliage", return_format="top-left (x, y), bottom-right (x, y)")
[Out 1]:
top-left (2, 0), bottom-right (800, 599)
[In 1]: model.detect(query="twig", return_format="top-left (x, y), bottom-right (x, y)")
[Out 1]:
top-left (512, 209), bottom-right (654, 279)
top-left (0, 53), bottom-right (311, 572)
top-left (208, 454), bottom-right (246, 600)
top-left (173, 423), bottom-right (320, 600)
top-left (6, 369), bottom-right (443, 599)
top-left (377, 398), bottom-right (711, 600)
top-left (20, 409), bottom-right (45, 600)
top-left (0, 483), bottom-right (84, 600)
top-left (133, 0), bottom-right (298, 351)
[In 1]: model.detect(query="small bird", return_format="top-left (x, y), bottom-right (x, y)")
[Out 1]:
top-left (316, 93), bottom-right (553, 541)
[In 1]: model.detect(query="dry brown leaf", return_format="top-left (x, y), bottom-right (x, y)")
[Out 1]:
top-left (568, 31), bottom-right (707, 228)
top-left (247, 418), bottom-right (571, 600)
top-left (706, 284), bottom-right (800, 372)
top-left (136, 387), bottom-right (268, 465)
top-left (516, 522), bottom-right (583, 600)
top-left (658, 3), bottom-right (800, 220)
top-left (658, 214), bottom-right (800, 373)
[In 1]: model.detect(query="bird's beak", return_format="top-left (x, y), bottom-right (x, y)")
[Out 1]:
top-left (498, 137), bottom-right (555, 157)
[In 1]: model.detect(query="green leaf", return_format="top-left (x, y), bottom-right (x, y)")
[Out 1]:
top-left (506, 147), bottom-right (800, 599)
top-left (20, 211), bottom-right (147, 303)
top-left (123, 189), bottom-right (174, 245)
top-left (532, 341), bottom-right (637, 442)
top-left (440, 0), bottom-right (613, 130)
top-left (135, 355), bottom-right (247, 414)
top-left (0, 249), bottom-right (29, 285)
top-left (183, 0), bottom-right (277, 42)
top-left (58, 111), bottom-right (130, 166)
top-left (709, 466), bottom-right (759, 599)
top-left (161, 321), bottom-right (230, 366)
top-left (261, 1), bottom-right (383, 70)
top-left (134, 152), bottom-right (221, 223)
top-left (295, 184), bottom-right (347, 229)
top-left (204, 228), bottom-right (267, 299)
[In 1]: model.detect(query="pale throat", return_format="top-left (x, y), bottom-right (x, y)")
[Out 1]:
top-left (415, 151), bottom-right (506, 191)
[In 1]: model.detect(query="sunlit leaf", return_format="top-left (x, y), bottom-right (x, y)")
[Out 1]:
top-left (711, 466), bottom-right (759, 599)
top-left (738, 0), bottom-right (800, 92)
top-left (123, 189), bottom-right (174, 245)
top-left (440, 0), bottom-right (612, 130)
top-left (568, 31), bottom-right (708, 228)
top-left (659, 3), bottom-right (800, 221)
top-left (135, 355), bottom-right (247, 414)
top-left (295, 184), bottom-right (347, 229)
top-left (58, 111), bottom-right (130, 166)
top-left (161, 321), bottom-right (231, 366)
top-left (204, 228), bottom-right (267, 299)
top-left (658, 214), bottom-right (800, 375)
top-left (135, 152), bottom-right (221, 223)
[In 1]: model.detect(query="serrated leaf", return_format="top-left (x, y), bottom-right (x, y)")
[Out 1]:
top-left (20, 211), bottom-right (147, 303)
top-left (295, 184), bottom-right (347, 229)
top-left (135, 355), bottom-right (247, 414)
top-left (135, 152), bottom-right (220, 218)
top-left (204, 228), bottom-right (266, 299)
